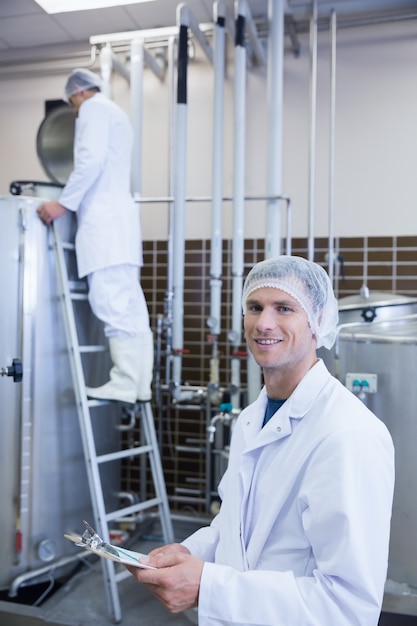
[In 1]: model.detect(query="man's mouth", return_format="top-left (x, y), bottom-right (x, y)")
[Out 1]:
top-left (255, 338), bottom-right (282, 345)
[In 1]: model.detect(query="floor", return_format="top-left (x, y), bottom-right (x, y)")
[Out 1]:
top-left (1, 519), bottom-right (416, 626)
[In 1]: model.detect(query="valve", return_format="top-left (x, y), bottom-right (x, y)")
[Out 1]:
top-left (1, 358), bottom-right (23, 383)
top-left (361, 306), bottom-right (377, 323)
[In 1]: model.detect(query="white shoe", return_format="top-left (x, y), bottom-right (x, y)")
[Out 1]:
top-left (85, 332), bottom-right (154, 404)
top-left (86, 334), bottom-right (142, 404)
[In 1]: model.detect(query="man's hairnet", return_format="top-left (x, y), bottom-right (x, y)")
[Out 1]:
top-left (64, 68), bottom-right (102, 100)
top-left (242, 255), bottom-right (339, 350)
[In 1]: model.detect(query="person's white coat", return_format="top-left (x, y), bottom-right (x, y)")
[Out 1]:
top-left (183, 359), bottom-right (395, 626)
top-left (59, 92), bottom-right (142, 279)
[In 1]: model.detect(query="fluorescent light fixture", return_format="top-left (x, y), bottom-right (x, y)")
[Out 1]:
top-left (34, 0), bottom-right (157, 14)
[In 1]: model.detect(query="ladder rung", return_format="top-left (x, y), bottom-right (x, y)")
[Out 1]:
top-left (68, 280), bottom-right (87, 292)
top-left (79, 345), bottom-right (106, 353)
top-left (62, 242), bottom-right (76, 251)
top-left (87, 398), bottom-right (112, 408)
top-left (97, 444), bottom-right (153, 464)
top-left (105, 498), bottom-right (163, 523)
top-left (70, 293), bottom-right (89, 301)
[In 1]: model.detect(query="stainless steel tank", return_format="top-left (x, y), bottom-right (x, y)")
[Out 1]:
top-left (336, 315), bottom-right (417, 594)
top-left (337, 291), bottom-right (417, 324)
top-left (320, 291), bottom-right (417, 373)
top-left (0, 194), bottom-right (116, 592)
top-left (36, 103), bottom-right (75, 184)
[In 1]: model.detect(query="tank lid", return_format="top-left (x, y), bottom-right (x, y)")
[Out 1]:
top-left (338, 291), bottom-right (417, 311)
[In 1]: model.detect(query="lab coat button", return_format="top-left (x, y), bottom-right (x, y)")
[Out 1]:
top-left (276, 426), bottom-right (281, 432)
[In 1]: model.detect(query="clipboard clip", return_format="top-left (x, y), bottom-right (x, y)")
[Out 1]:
top-left (80, 520), bottom-right (119, 559)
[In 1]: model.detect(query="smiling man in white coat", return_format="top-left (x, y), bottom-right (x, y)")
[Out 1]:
top-left (37, 68), bottom-right (153, 405)
top-left (128, 255), bottom-right (395, 626)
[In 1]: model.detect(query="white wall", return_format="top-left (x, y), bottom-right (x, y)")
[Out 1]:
top-left (0, 17), bottom-right (415, 240)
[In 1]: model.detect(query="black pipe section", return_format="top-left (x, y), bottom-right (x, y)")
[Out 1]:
top-left (177, 24), bottom-right (188, 105)
top-left (235, 13), bottom-right (245, 48)
top-left (217, 15), bottom-right (225, 28)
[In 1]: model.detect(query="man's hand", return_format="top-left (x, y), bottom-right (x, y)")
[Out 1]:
top-left (127, 544), bottom-right (204, 614)
top-left (37, 201), bottom-right (67, 225)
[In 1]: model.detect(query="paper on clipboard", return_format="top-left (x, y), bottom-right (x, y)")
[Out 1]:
top-left (64, 532), bottom-right (156, 569)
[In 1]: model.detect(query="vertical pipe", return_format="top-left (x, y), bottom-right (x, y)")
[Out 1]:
top-left (100, 43), bottom-right (113, 98)
top-left (307, 0), bottom-right (318, 261)
top-left (265, 0), bottom-right (285, 260)
top-left (328, 10), bottom-right (337, 285)
top-left (171, 7), bottom-right (188, 399)
top-left (229, 0), bottom-right (247, 407)
top-left (130, 39), bottom-right (144, 197)
top-left (165, 35), bottom-right (176, 386)
top-left (208, 1), bottom-right (226, 394)
top-left (247, 0), bottom-right (286, 405)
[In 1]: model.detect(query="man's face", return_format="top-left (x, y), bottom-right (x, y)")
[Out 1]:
top-left (243, 287), bottom-right (317, 373)
top-left (68, 92), bottom-right (84, 116)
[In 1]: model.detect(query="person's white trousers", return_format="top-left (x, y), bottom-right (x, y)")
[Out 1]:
top-left (87, 264), bottom-right (150, 337)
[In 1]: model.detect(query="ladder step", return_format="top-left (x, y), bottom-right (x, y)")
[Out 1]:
top-left (79, 345), bottom-right (106, 353)
top-left (68, 280), bottom-right (87, 292)
top-left (97, 444), bottom-right (153, 464)
top-left (105, 498), bottom-right (163, 523)
top-left (70, 292), bottom-right (89, 301)
top-left (62, 242), bottom-right (76, 251)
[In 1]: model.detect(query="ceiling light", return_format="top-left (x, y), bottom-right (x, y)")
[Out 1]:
top-left (34, 0), bottom-right (157, 14)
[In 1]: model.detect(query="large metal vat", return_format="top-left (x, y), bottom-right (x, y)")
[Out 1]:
top-left (336, 315), bottom-right (417, 598)
top-left (36, 102), bottom-right (74, 184)
top-left (320, 291), bottom-right (417, 373)
top-left (0, 194), bottom-right (116, 593)
top-left (337, 291), bottom-right (417, 324)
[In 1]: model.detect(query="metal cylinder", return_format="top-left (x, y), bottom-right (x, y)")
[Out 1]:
top-left (336, 315), bottom-right (417, 592)
top-left (0, 195), bottom-right (116, 592)
top-left (36, 104), bottom-right (75, 185)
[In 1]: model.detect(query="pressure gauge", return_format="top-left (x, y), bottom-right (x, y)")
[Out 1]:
top-left (37, 538), bottom-right (57, 563)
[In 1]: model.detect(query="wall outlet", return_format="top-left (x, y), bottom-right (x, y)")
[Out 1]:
top-left (345, 373), bottom-right (378, 393)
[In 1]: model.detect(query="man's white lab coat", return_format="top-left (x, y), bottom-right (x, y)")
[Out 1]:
top-left (183, 359), bottom-right (395, 626)
top-left (59, 92), bottom-right (141, 278)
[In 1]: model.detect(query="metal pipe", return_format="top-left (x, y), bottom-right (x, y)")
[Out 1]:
top-left (8, 552), bottom-right (92, 598)
top-left (171, 6), bottom-right (189, 402)
top-left (229, 0), bottom-right (247, 409)
top-left (136, 193), bottom-right (288, 203)
top-left (130, 39), bottom-right (144, 197)
top-left (265, 0), bottom-right (285, 260)
top-left (241, 0), bottom-right (267, 66)
top-left (99, 43), bottom-right (113, 97)
top-left (165, 35), bottom-right (177, 386)
top-left (307, 0), bottom-right (318, 261)
top-left (110, 50), bottom-right (130, 82)
top-left (185, 5), bottom-right (214, 65)
top-left (208, 1), bottom-right (226, 398)
top-left (328, 10), bottom-right (337, 285)
top-left (143, 47), bottom-right (166, 80)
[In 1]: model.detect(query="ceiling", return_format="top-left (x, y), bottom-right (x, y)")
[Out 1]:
top-left (0, 0), bottom-right (416, 65)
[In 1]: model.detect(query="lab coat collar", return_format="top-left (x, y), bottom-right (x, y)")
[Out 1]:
top-left (242, 359), bottom-right (331, 450)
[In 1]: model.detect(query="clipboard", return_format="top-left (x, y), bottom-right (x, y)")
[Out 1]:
top-left (64, 523), bottom-right (156, 570)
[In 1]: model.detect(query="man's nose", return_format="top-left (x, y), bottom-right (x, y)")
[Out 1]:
top-left (255, 308), bottom-right (275, 331)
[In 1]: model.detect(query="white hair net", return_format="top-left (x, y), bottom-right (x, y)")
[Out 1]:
top-left (64, 68), bottom-right (102, 100)
top-left (242, 256), bottom-right (339, 350)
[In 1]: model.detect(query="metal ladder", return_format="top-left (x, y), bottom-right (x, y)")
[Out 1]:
top-left (50, 222), bottom-right (174, 623)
